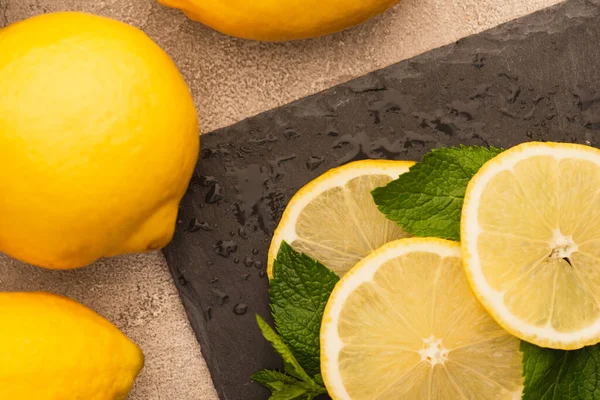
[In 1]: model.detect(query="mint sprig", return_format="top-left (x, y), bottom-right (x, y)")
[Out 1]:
top-left (522, 341), bottom-right (600, 400)
top-left (253, 316), bottom-right (327, 399)
top-left (252, 243), bottom-right (337, 399)
top-left (271, 242), bottom-right (340, 377)
top-left (254, 144), bottom-right (600, 400)
top-left (372, 145), bottom-right (503, 240)
top-left (374, 144), bottom-right (600, 399)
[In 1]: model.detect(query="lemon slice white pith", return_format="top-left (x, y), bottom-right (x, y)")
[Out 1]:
top-left (267, 159), bottom-right (414, 278)
top-left (321, 238), bottom-right (523, 400)
top-left (462, 142), bottom-right (600, 350)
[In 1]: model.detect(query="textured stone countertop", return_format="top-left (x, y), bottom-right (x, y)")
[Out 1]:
top-left (0, 0), bottom-right (563, 398)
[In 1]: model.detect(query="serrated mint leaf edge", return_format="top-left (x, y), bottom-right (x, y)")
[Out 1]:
top-left (255, 314), bottom-right (317, 385)
top-left (372, 145), bottom-right (504, 241)
top-left (252, 369), bottom-right (300, 389)
top-left (270, 241), bottom-right (340, 377)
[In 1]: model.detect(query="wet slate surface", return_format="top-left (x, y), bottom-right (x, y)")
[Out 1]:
top-left (163, 1), bottom-right (600, 398)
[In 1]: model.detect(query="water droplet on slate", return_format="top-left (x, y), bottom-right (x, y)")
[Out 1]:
top-left (230, 231), bottom-right (235, 237)
top-left (211, 289), bottom-right (229, 305)
top-left (207, 307), bottom-right (213, 320)
top-left (213, 240), bottom-right (238, 257)
top-left (574, 87), bottom-right (600, 111)
top-left (269, 154), bottom-right (297, 180)
top-left (238, 227), bottom-right (248, 238)
top-left (346, 74), bottom-right (386, 93)
top-left (507, 84), bottom-right (521, 104)
top-left (206, 183), bottom-right (223, 204)
top-left (210, 277), bottom-right (219, 284)
top-left (233, 304), bottom-right (249, 316)
top-left (332, 131), bottom-right (373, 163)
top-left (252, 248), bottom-right (259, 255)
top-left (187, 218), bottom-right (212, 232)
top-left (306, 156), bottom-right (325, 171)
top-left (241, 273), bottom-right (251, 280)
top-left (248, 134), bottom-right (278, 145)
top-left (254, 260), bottom-right (263, 269)
top-left (244, 257), bottom-right (254, 268)
top-left (283, 129), bottom-right (300, 139)
top-left (472, 54), bottom-right (485, 69)
top-left (231, 164), bottom-right (269, 226)
top-left (470, 84), bottom-right (491, 99)
top-left (201, 148), bottom-right (217, 159)
top-left (259, 271), bottom-right (266, 278)
top-left (449, 100), bottom-right (479, 121)
top-left (233, 257), bottom-right (240, 264)
top-left (199, 176), bottom-right (217, 187)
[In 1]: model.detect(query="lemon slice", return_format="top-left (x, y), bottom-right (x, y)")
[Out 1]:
top-left (267, 159), bottom-right (414, 278)
top-left (462, 142), bottom-right (600, 350)
top-left (321, 238), bottom-right (523, 400)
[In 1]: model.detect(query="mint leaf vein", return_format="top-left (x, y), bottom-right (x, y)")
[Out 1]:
top-left (271, 241), bottom-right (339, 377)
top-left (372, 145), bottom-right (503, 241)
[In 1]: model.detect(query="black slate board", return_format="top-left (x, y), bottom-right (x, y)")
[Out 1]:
top-left (163, 1), bottom-right (600, 398)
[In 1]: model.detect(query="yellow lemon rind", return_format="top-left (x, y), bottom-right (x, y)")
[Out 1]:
top-left (266, 159), bottom-right (415, 279)
top-left (320, 237), bottom-right (461, 400)
top-left (461, 141), bottom-right (600, 350)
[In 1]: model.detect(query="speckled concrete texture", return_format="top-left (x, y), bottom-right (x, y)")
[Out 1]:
top-left (0, 0), bottom-right (563, 399)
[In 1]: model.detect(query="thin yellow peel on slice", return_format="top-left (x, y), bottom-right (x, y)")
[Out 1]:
top-left (267, 160), bottom-right (414, 278)
top-left (321, 238), bottom-right (522, 400)
top-left (462, 142), bottom-right (600, 349)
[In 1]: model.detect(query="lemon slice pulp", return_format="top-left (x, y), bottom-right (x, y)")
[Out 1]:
top-left (267, 160), bottom-right (414, 278)
top-left (462, 142), bottom-right (600, 349)
top-left (321, 238), bottom-right (523, 400)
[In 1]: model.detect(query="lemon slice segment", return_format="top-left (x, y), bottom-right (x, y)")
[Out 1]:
top-left (321, 238), bottom-right (522, 400)
top-left (462, 142), bottom-right (600, 349)
top-left (267, 160), bottom-right (414, 278)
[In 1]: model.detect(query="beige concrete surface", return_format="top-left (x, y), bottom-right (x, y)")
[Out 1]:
top-left (0, 0), bottom-right (563, 399)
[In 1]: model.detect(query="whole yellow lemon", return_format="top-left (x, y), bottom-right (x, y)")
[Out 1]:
top-left (0, 12), bottom-right (199, 269)
top-left (158, 0), bottom-right (400, 41)
top-left (0, 292), bottom-right (144, 399)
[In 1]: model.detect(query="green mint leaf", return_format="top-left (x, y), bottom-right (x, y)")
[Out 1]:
top-left (268, 382), bottom-right (327, 400)
top-left (252, 370), bottom-right (300, 390)
top-left (252, 370), bottom-right (328, 400)
top-left (271, 241), bottom-right (340, 378)
top-left (253, 245), bottom-right (334, 399)
top-left (372, 145), bottom-right (504, 240)
top-left (267, 384), bottom-right (309, 400)
top-left (268, 382), bottom-right (326, 400)
top-left (313, 373), bottom-right (324, 386)
top-left (255, 314), bottom-right (314, 384)
top-left (522, 341), bottom-right (600, 399)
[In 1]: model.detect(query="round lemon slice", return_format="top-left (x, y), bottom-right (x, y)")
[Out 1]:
top-left (462, 142), bottom-right (600, 349)
top-left (267, 160), bottom-right (414, 278)
top-left (321, 238), bottom-right (522, 400)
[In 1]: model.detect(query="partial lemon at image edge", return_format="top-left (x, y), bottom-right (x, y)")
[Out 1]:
top-left (0, 12), bottom-right (199, 269)
top-left (320, 238), bottom-right (523, 400)
top-left (462, 141), bottom-right (600, 350)
top-left (0, 292), bottom-right (144, 400)
top-left (157, 0), bottom-right (401, 41)
top-left (267, 159), bottom-right (414, 278)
